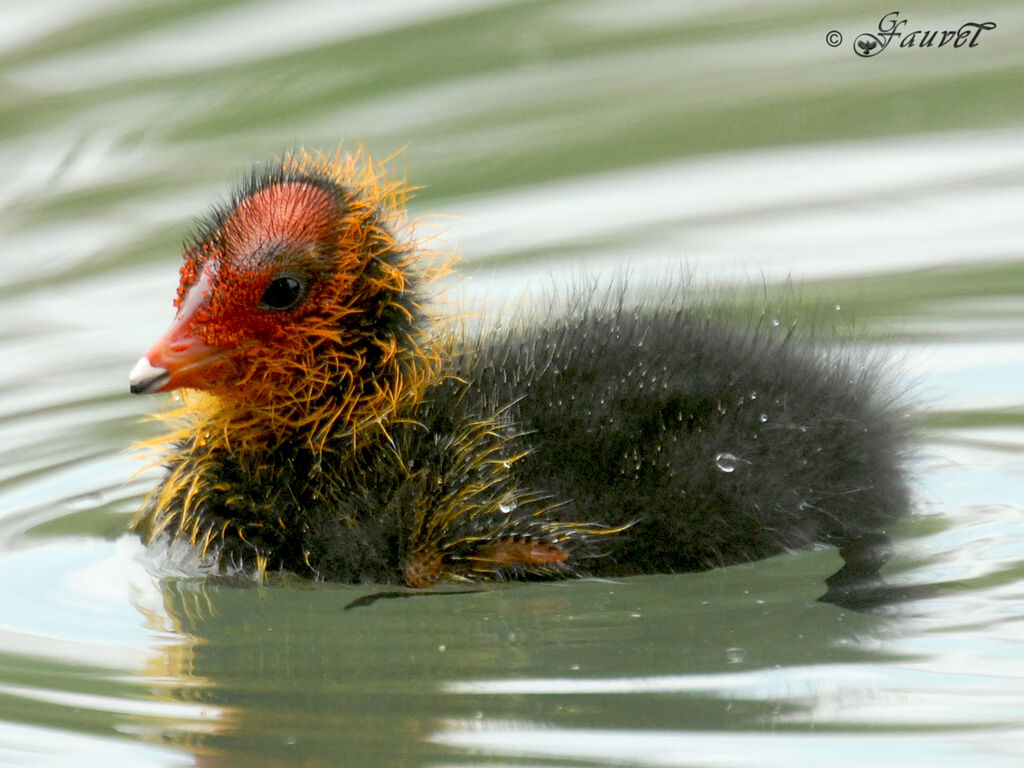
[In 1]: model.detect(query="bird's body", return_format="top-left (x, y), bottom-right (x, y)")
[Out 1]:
top-left (130, 150), bottom-right (908, 586)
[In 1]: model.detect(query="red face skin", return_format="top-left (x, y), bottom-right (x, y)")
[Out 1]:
top-left (132, 181), bottom-right (346, 398)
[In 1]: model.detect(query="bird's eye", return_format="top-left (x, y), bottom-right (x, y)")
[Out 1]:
top-left (259, 273), bottom-right (307, 311)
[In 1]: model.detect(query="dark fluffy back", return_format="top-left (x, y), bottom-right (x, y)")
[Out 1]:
top-left (456, 285), bottom-right (910, 575)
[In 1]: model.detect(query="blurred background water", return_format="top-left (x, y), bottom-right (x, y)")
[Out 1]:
top-left (1, 1), bottom-right (1024, 766)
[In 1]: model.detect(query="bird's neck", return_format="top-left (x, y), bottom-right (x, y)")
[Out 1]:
top-left (168, 335), bottom-right (440, 460)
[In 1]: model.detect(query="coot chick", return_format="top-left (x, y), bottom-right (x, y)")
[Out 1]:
top-left (129, 150), bottom-right (908, 586)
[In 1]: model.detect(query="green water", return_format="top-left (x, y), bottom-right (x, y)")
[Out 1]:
top-left (2, 1), bottom-right (1024, 766)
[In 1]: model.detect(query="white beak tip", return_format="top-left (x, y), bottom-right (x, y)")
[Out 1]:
top-left (129, 357), bottom-right (170, 395)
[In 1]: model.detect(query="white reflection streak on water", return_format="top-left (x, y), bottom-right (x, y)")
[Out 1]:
top-left (431, 726), bottom-right (1024, 768)
top-left (0, 683), bottom-right (223, 725)
top-left (0, 720), bottom-right (191, 768)
top-left (433, 130), bottom-right (1024, 289)
top-left (441, 663), bottom-right (1007, 702)
top-left (6, 0), bottom-right (520, 89)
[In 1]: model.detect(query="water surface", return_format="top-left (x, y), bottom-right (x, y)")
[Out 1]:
top-left (1, 1), bottom-right (1023, 766)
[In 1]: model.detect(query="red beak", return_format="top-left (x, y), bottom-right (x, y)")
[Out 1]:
top-left (129, 264), bottom-right (228, 395)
